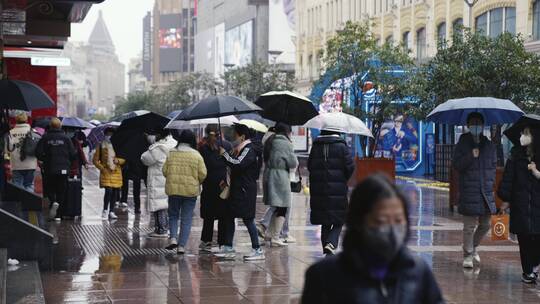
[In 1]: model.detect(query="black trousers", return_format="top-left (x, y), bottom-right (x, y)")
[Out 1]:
top-left (46, 174), bottom-right (68, 209)
top-left (103, 187), bottom-right (119, 211)
top-left (201, 218), bottom-right (228, 245)
top-left (321, 224), bottom-right (343, 249)
top-left (120, 177), bottom-right (144, 212)
top-left (517, 234), bottom-right (540, 274)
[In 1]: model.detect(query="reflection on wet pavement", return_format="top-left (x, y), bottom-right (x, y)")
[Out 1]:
top-left (40, 169), bottom-right (540, 303)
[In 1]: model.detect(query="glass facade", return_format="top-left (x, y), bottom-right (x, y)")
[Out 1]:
top-left (474, 7), bottom-right (515, 38)
top-left (402, 31), bottom-right (410, 50)
top-left (535, 1), bottom-right (540, 40)
top-left (416, 27), bottom-right (426, 59)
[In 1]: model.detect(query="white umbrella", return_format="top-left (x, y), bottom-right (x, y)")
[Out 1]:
top-left (304, 112), bottom-right (373, 137)
top-left (166, 115), bottom-right (239, 129)
top-left (239, 119), bottom-right (269, 133)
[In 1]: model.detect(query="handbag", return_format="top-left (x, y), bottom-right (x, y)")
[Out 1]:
top-left (491, 214), bottom-right (510, 241)
top-left (290, 167), bottom-right (302, 193)
top-left (219, 167), bottom-right (231, 200)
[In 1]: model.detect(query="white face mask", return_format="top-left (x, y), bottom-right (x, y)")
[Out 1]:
top-left (520, 134), bottom-right (532, 146)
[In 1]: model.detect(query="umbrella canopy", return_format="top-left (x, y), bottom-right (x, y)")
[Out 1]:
top-left (111, 128), bottom-right (149, 163)
top-left (304, 112), bottom-right (374, 137)
top-left (87, 122), bottom-right (120, 150)
top-left (503, 114), bottom-right (540, 146)
top-left (0, 79), bottom-right (55, 111)
top-left (239, 119), bottom-right (269, 133)
top-left (166, 115), bottom-right (238, 130)
top-left (89, 119), bottom-right (101, 126)
top-left (167, 110), bottom-right (182, 119)
top-left (112, 110), bottom-right (150, 122)
top-left (61, 117), bottom-right (95, 129)
top-left (118, 112), bottom-right (170, 133)
top-left (427, 97), bottom-right (524, 125)
top-left (172, 95), bottom-right (261, 121)
top-left (255, 91), bottom-right (318, 126)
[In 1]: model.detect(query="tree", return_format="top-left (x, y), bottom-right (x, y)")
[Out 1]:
top-left (314, 21), bottom-right (417, 155)
top-left (414, 29), bottom-right (540, 116)
top-left (223, 61), bottom-right (296, 101)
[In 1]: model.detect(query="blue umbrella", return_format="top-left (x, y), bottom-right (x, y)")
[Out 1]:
top-left (61, 117), bottom-right (95, 129)
top-left (427, 97), bottom-right (524, 125)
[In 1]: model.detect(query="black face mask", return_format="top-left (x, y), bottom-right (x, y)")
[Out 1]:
top-left (360, 224), bottom-right (407, 263)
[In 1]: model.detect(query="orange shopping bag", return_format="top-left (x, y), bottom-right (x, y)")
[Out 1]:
top-left (491, 214), bottom-right (510, 241)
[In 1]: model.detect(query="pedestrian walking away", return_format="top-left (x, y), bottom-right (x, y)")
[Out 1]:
top-left (93, 127), bottom-right (125, 220)
top-left (163, 129), bottom-right (207, 254)
top-left (262, 122), bottom-right (298, 247)
top-left (6, 112), bottom-right (39, 192)
top-left (498, 125), bottom-right (540, 284)
top-left (219, 123), bottom-right (265, 261)
top-left (198, 125), bottom-right (232, 252)
top-left (452, 112), bottom-right (497, 269)
top-left (308, 130), bottom-right (354, 255)
top-left (36, 117), bottom-right (77, 221)
top-left (141, 130), bottom-right (176, 238)
top-left (301, 174), bottom-right (444, 304)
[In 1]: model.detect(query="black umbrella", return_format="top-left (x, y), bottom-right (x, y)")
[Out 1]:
top-left (503, 114), bottom-right (540, 146)
top-left (0, 79), bottom-right (55, 111)
top-left (255, 91), bottom-right (318, 126)
top-left (118, 112), bottom-right (170, 134)
top-left (111, 110), bottom-right (150, 123)
top-left (170, 95), bottom-right (261, 122)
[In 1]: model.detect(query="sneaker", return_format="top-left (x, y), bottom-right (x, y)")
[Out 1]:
top-left (271, 238), bottom-right (288, 247)
top-left (214, 246), bottom-right (236, 259)
top-left (119, 202), bottom-right (128, 208)
top-left (54, 217), bottom-right (61, 222)
top-left (177, 246), bottom-right (186, 254)
top-left (148, 232), bottom-right (168, 239)
top-left (256, 223), bottom-right (266, 238)
top-left (522, 273), bottom-right (537, 284)
top-left (473, 252), bottom-right (481, 264)
top-left (244, 248), bottom-right (265, 261)
top-left (166, 238), bottom-right (178, 250)
top-left (463, 255), bottom-right (474, 269)
top-left (101, 210), bottom-right (108, 220)
top-left (323, 243), bottom-right (336, 255)
top-left (283, 235), bottom-right (296, 243)
top-left (199, 241), bottom-right (213, 252)
top-left (108, 212), bottom-right (118, 219)
top-left (49, 202), bottom-right (59, 220)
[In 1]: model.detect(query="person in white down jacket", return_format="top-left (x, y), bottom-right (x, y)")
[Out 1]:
top-left (141, 130), bottom-right (177, 238)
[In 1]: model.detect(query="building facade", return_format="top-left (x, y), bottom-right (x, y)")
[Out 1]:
top-left (150, 0), bottom-right (196, 87)
top-left (296, 0), bottom-right (540, 94)
top-left (128, 57), bottom-right (151, 94)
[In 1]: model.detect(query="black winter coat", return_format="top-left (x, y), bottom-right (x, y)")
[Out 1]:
top-left (199, 140), bottom-right (232, 219)
top-left (498, 147), bottom-right (540, 234)
top-left (301, 248), bottom-right (444, 304)
top-left (223, 141), bottom-right (262, 219)
top-left (308, 135), bottom-right (354, 225)
top-left (452, 133), bottom-right (497, 216)
top-left (36, 129), bottom-right (76, 175)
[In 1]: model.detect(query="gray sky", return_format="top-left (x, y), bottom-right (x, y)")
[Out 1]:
top-left (70, 0), bottom-right (155, 66)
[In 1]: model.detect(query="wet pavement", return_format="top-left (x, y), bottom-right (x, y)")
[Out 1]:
top-left (40, 168), bottom-right (540, 303)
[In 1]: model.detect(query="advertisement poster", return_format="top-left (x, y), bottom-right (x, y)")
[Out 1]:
top-left (291, 126), bottom-right (308, 152)
top-left (268, 0), bottom-right (295, 64)
top-left (159, 13), bottom-right (182, 72)
top-left (159, 28), bottom-right (181, 49)
top-left (374, 113), bottom-right (421, 171)
top-left (225, 20), bottom-right (253, 67)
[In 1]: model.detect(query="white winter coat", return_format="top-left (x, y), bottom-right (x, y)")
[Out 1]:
top-left (141, 136), bottom-right (176, 212)
top-left (6, 123), bottom-right (38, 170)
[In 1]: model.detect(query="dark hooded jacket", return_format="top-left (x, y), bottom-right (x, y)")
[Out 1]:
top-left (223, 140), bottom-right (263, 219)
top-left (308, 135), bottom-right (355, 225)
top-left (36, 129), bottom-right (76, 175)
top-left (199, 139), bottom-right (232, 219)
top-left (498, 147), bottom-right (540, 234)
top-left (452, 133), bottom-right (497, 216)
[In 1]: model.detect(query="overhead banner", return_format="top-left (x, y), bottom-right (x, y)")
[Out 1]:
top-left (225, 20), bottom-right (253, 67)
top-left (142, 12), bottom-right (152, 80)
top-left (269, 0), bottom-right (296, 64)
top-left (159, 13), bottom-right (182, 72)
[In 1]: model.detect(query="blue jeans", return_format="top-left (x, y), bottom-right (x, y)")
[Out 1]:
top-left (12, 170), bottom-right (35, 192)
top-left (168, 196), bottom-right (197, 247)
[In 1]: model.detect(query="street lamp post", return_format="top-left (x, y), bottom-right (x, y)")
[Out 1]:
top-left (464, 0), bottom-right (479, 30)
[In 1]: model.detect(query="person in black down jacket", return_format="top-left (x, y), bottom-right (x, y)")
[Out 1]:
top-left (498, 126), bottom-right (540, 284)
top-left (219, 123), bottom-right (265, 261)
top-left (36, 118), bottom-right (77, 221)
top-left (198, 125), bottom-right (232, 252)
top-left (308, 130), bottom-right (354, 255)
top-left (452, 112), bottom-right (497, 269)
top-left (301, 174), bottom-right (444, 304)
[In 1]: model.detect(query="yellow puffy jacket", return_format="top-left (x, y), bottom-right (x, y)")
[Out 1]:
top-left (93, 143), bottom-right (125, 189)
top-left (163, 144), bottom-right (207, 197)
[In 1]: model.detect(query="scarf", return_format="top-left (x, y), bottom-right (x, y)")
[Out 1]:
top-left (102, 140), bottom-right (116, 171)
top-left (234, 139), bottom-right (251, 156)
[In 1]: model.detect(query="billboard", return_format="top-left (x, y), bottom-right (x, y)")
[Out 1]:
top-left (142, 12), bottom-right (152, 80)
top-left (159, 13), bottom-right (182, 72)
top-left (269, 0), bottom-right (296, 64)
top-left (214, 23), bottom-right (225, 77)
top-left (225, 20), bottom-right (253, 67)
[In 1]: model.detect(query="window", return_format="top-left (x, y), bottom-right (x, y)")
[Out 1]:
top-left (402, 31), bottom-right (410, 50)
top-left (416, 28), bottom-right (426, 59)
top-left (535, 1), bottom-right (540, 40)
top-left (452, 18), bottom-right (463, 37)
top-left (474, 7), bottom-right (516, 37)
top-left (437, 22), bottom-right (446, 44)
top-left (385, 35), bottom-right (393, 45)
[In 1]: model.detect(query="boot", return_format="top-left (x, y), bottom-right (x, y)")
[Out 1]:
top-left (270, 216), bottom-right (288, 247)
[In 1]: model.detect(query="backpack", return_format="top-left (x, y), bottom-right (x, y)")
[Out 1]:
top-left (20, 130), bottom-right (41, 161)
